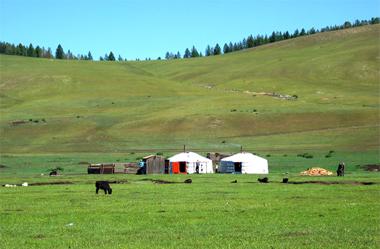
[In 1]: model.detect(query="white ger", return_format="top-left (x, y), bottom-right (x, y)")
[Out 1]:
top-left (219, 152), bottom-right (269, 174)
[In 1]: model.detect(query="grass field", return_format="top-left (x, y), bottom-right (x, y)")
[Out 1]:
top-left (0, 172), bottom-right (379, 249)
top-left (0, 25), bottom-right (379, 248)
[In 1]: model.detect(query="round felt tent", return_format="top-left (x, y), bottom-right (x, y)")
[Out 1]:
top-left (168, 152), bottom-right (213, 174)
top-left (219, 152), bottom-right (268, 174)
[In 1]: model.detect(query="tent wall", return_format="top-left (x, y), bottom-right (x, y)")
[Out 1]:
top-left (169, 161), bottom-right (213, 174)
top-left (168, 152), bottom-right (214, 174)
top-left (242, 161), bottom-right (268, 174)
top-left (171, 162), bottom-right (180, 174)
top-left (220, 160), bottom-right (268, 174)
top-left (219, 161), bottom-right (235, 173)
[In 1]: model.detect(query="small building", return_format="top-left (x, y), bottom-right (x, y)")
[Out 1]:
top-left (87, 163), bottom-right (115, 174)
top-left (168, 152), bottom-right (213, 174)
top-left (219, 152), bottom-right (268, 174)
top-left (142, 155), bottom-right (167, 174)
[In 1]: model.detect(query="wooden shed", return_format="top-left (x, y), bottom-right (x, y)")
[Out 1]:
top-left (87, 163), bottom-right (115, 174)
top-left (142, 155), bottom-right (167, 174)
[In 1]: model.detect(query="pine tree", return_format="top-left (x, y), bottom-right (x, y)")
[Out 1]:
top-left (300, 28), bottom-right (306, 36)
top-left (0, 42), bottom-right (6, 54)
top-left (343, 21), bottom-right (352, 28)
top-left (213, 43), bottom-right (221, 55)
top-left (118, 55), bottom-right (123, 61)
top-left (176, 51), bottom-right (181, 59)
top-left (228, 42), bottom-right (234, 52)
top-left (293, 29), bottom-right (299, 38)
top-left (223, 43), bottom-right (230, 54)
top-left (165, 52), bottom-right (170, 60)
top-left (205, 45), bottom-right (212, 56)
top-left (27, 43), bottom-right (36, 57)
top-left (191, 46), bottom-right (199, 57)
top-left (67, 50), bottom-right (74, 59)
top-left (283, 31), bottom-right (290, 39)
top-left (269, 31), bottom-right (276, 43)
top-left (247, 35), bottom-right (254, 48)
top-left (46, 48), bottom-right (53, 58)
top-left (87, 51), bottom-right (93, 60)
top-left (184, 48), bottom-right (191, 58)
top-left (370, 17), bottom-right (380, 24)
top-left (35, 46), bottom-right (42, 57)
top-left (17, 43), bottom-right (27, 56)
top-left (55, 44), bottom-right (64, 59)
top-left (108, 52), bottom-right (115, 61)
top-left (233, 43), bottom-right (238, 51)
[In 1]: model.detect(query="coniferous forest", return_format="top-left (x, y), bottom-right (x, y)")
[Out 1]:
top-left (1, 17), bottom-right (379, 61)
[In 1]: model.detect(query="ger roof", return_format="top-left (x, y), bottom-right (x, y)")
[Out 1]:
top-left (221, 152), bottom-right (267, 162)
top-left (168, 151), bottom-right (211, 162)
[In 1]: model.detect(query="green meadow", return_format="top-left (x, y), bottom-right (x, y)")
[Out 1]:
top-left (0, 25), bottom-right (379, 248)
top-left (0, 172), bottom-right (379, 249)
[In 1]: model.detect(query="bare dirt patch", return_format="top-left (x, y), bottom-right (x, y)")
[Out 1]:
top-left (10, 120), bottom-right (27, 126)
top-left (108, 180), bottom-right (129, 184)
top-left (3, 209), bottom-right (24, 212)
top-left (33, 234), bottom-right (46, 240)
top-left (148, 179), bottom-right (176, 184)
top-left (139, 178), bottom-right (189, 184)
top-left (29, 181), bottom-right (73, 186)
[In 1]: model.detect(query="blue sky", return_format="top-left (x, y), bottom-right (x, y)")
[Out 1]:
top-left (1, 0), bottom-right (379, 60)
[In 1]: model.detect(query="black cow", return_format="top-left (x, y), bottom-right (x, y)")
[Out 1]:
top-left (337, 162), bottom-right (345, 177)
top-left (282, 178), bottom-right (289, 183)
top-left (95, 181), bottom-right (112, 194)
top-left (258, 177), bottom-right (269, 183)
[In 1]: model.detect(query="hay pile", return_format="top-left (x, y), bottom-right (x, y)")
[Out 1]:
top-left (300, 167), bottom-right (333, 176)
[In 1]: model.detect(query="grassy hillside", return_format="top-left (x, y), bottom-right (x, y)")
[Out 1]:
top-left (0, 24), bottom-right (379, 155)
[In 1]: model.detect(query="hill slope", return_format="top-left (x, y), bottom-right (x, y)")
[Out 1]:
top-left (0, 25), bottom-right (379, 153)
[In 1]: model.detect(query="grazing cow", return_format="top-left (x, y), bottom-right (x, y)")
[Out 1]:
top-left (95, 181), bottom-right (112, 194)
top-left (184, 179), bottom-right (192, 184)
top-left (49, 170), bottom-right (58, 176)
top-left (257, 177), bottom-right (269, 183)
top-left (282, 178), bottom-right (289, 183)
top-left (231, 180), bottom-right (238, 183)
top-left (337, 162), bottom-right (345, 177)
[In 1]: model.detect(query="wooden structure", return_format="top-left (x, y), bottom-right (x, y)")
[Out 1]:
top-left (87, 163), bottom-right (115, 174)
top-left (143, 155), bottom-right (167, 174)
top-left (123, 162), bottom-right (140, 174)
top-left (88, 162), bottom-right (141, 174)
